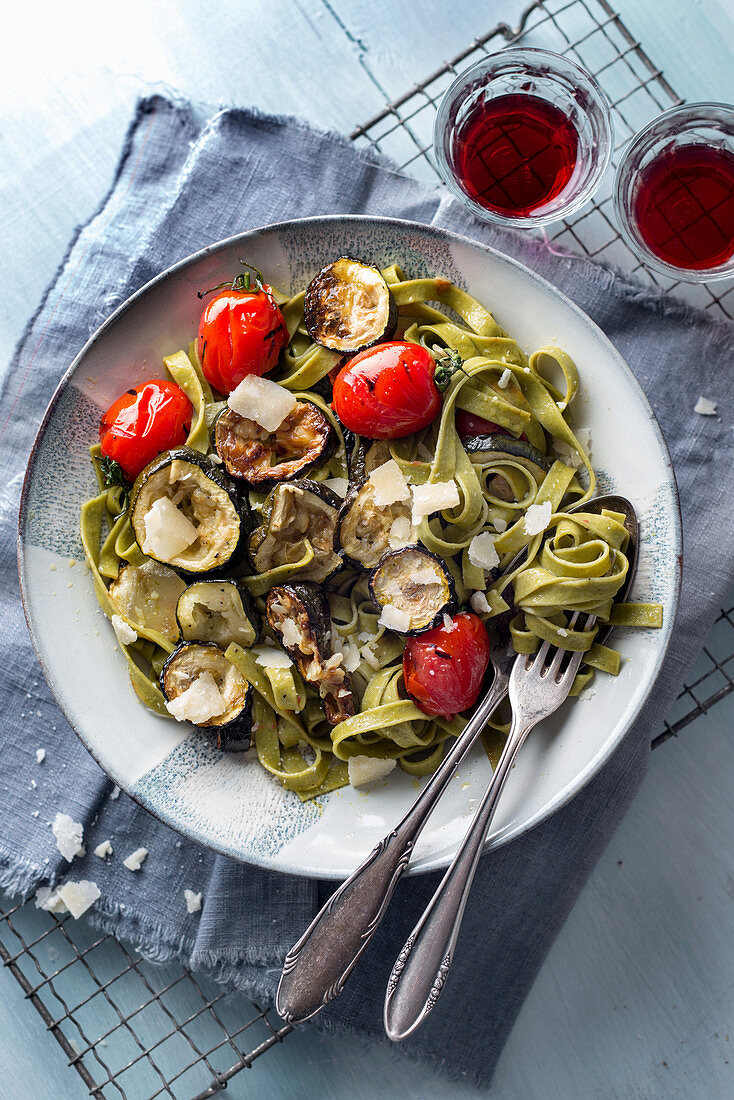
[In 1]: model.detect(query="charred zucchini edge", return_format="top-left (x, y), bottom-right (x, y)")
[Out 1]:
top-left (265, 582), bottom-right (356, 725)
top-left (251, 479), bottom-right (344, 584)
top-left (160, 640), bottom-right (253, 750)
top-left (304, 258), bottom-right (397, 354)
top-left (368, 545), bottom-right (457, 635)
top-left (214, 399), bottom-right (335, 486)
top-left (176, 579), bottom-right (261, 649)
top-left (130, 447), bottom-right (249, 576)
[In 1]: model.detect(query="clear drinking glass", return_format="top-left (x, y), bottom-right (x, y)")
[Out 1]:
top-left (433, 47), bottom-right (613, 229)
top-left (613, 102), bottom-right (734, 281)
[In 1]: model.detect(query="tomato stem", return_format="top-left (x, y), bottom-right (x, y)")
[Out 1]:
top-left (197, 260), bottom-right (267, 299)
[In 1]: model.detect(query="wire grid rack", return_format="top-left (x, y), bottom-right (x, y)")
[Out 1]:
top-left (2, 1), bottom-right (733, 1097)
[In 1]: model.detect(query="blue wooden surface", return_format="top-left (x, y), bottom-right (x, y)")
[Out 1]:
top-left (2, 1), bottom-right (734, 1097)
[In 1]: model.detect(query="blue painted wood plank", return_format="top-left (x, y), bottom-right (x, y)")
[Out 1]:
top-left (2, 1), bottom-right (734, 1097)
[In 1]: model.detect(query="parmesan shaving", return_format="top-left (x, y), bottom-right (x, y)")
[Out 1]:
top-left (123, 847), bottom-right (149, 872)
top-left (468, 532), bottom-right (499, 571)
top-left (341, 642), bottom-right (361, 672)
top-left (253, 646), bottom-right (293, 669)
top-left (280, 619), bottom-right (302, 650)
top-left (368, 460), bottom-right (410, 507)
top-left (111, 613), bottom-right (137, 647)
top-left (166, 673), bottom-right (226, 724)
top-left (378, 604), bottom-right (412, 632)
top-left (37, 881), bottom-right (101, 919)
top-left (52, 813), bottom-right (84, 862)
top-left (142, 497), bottom-right (198, 559)
top-left (228, 374), bottom-right (297, 430)
top-left (411, 480), bottom-right (460, 524)
top-left (470, 591), bottom-right (492, 614)
top-left (348, 755), bottom-right (397, 787)
top-left (524, 501), bottom-right (552, 536)
top-left (323, 477), bottom-right (349, 497)
top-left (184, 889), bottom-right (203, 914)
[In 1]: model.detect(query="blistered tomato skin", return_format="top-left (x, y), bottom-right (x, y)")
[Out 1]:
top-left (332, 341), bottom-right (442, 439)
top-left (197, 287), bottom-right (288, 394)
top-left (99, 380), bottom-right (192, 480)
top-left (403, 612), bottom-right (491, 718)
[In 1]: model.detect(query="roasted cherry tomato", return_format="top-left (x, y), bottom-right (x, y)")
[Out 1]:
top-left (455, 411), bottom-right (510, 439)
top-left (197, 286), bottom-right (288, 394)
top-left (455, 411), bottom-right (527, 443)
top-left (332, 341), bottom-right (442, 439)
top-left (403, 612), bottom-right (491, 718)
top-left (99, 380), bottom-right (192, 480)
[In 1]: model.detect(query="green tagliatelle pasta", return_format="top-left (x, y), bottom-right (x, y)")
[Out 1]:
top-left (80, 265), bottom-right (663, 798)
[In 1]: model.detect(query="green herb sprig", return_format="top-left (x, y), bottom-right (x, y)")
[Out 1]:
top-left (433, 348), bottom-right (470, 392)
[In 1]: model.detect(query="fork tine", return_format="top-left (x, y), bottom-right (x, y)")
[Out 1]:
top-left (529, 639), bottom-right (551, 669)
top-left (562, 648), bottom-right (585, 683)
top-left (546, 644), bottom-right (567, 679)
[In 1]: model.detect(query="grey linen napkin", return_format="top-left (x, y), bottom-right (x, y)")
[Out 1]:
top-left (2, 95), bottom-right (733, 1086)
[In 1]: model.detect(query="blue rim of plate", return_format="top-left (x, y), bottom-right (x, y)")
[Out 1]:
top-left (17, 214), bottom-right (682, 878)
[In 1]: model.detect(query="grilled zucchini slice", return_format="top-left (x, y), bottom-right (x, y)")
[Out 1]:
top-left (250, 480), bottom-right (342, 584)
top-left (304, 258), bottom-right (397, 354)
top-left (130, 448), bottom-right (248, 575)
top-left (336, 439), bottom-right (413, 569)
top-left (337, 480), bottom-right (413, 570)
top-left (214, 399), bottom-right (334, 485)
top-left (108, 560), bottom-right (186, 642)
top-left (369, 546), bottom-right (456, 634)
top-left (176, 580), bottom-right (260, 649)
top-left (266, 583), bottom-right (356, 725)
top-left (161, 641), bottom-right (253, 751)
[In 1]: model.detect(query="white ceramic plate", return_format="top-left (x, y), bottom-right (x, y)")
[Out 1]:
top-left (19, 216), bottom-right (681, 880)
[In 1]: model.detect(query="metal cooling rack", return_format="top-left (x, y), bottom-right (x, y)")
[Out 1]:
top-left (3, 1), bottom-right (732, 1097)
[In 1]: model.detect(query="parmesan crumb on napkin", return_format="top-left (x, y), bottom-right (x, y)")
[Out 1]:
top-left (694, 396), bottom-right (717, 416)
top-left (184, 889), bottom-right (203, 914)
top-left (52, 812), bottom-right (84, 862)
top-left (123, 847), bottom-right (149, 872)
top-left (36, 881), bottom-right (100, 919)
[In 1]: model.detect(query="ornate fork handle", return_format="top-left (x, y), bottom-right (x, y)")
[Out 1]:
top-left (382, 707), bottom-right (535, 1040)
top-left (275, 670), bottom-right (509, 1025)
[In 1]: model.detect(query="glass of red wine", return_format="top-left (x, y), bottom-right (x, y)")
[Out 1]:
top-left (433, 48), bottom-right (612, 228)
top-left (614, 103), bottom-right (734, 281)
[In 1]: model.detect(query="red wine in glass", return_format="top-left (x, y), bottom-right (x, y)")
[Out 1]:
top-left (632, 144), bottom-right (734, 270)
top-left (453, 93), bottom-right (579, 216)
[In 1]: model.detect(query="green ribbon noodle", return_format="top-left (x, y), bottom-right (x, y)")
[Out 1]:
top-left (80, 268), bottom-right (663, 799)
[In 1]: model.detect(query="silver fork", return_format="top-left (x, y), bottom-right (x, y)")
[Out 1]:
top-left (275, 607), bottom-right (517, 1025)
top-left (383, 616), bottom-right (592, 1041)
